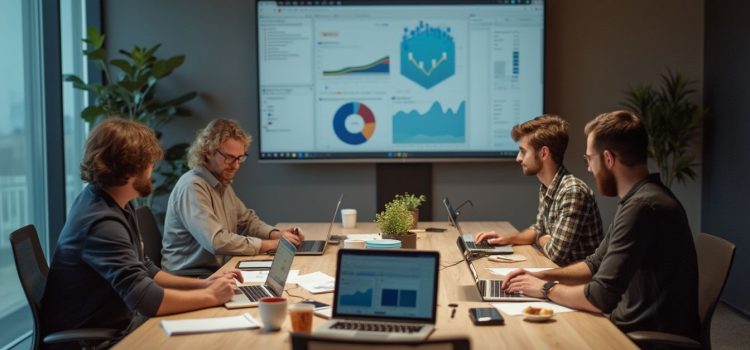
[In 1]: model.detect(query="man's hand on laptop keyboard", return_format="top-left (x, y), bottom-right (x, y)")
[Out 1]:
top-left (206, 270), bottom-right (240, 305)
top-left (475, 231), bottom-right (512, 246)
top-left (275, 227), bottom-right (305, 246)
top-left (206, 268), bottom-right (244, 285)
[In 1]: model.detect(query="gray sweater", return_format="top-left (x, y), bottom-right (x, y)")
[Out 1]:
top-left (161, 166), bottom-right (276, 276)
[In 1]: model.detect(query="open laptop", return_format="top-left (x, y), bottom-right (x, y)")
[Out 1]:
top-left (296, 194), bottom-right (343, 255)
top-left (456, 236), bottom-right (542, 302)
top-left (225, 237), bottom-right (296, 309)
top-left (314, 249), bottom-right (439, 341)
top-left (443, 197), bottom-right (513, 255)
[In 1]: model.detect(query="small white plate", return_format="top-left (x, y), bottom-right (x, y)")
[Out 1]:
top-left (523, 312), bottom-right (555, 322)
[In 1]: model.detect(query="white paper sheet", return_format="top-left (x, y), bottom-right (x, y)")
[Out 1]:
top-left (491, 302), bottom-right (575, 316)
top-left (161, 313), bottom-right (260, 336)
top-left (241, 269), bottom-right (299, 284)
top-left (486, 267), bottom-right (552, 276)
top-left (345, 233), bottom-right (382, 241)
top-left (295, 271), bottom-right (335, 294)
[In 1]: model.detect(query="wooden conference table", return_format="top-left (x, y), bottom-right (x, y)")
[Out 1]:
top-left (114, 221), bottom-right (636, 349)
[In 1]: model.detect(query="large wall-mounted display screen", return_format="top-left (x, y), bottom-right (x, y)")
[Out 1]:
top-left (257, 0), bottom-right (544, 161)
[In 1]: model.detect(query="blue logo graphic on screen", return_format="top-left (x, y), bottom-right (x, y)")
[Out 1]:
top-left (335, 253), bottom-right (436, 320)
top-left (400, 21), bottom-right (455, 89)
top-left (393, 101), bottom-right (465, 144)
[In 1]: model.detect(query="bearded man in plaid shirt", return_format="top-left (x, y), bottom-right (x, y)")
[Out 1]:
top-left (475, 115), bottom-right (603, 266)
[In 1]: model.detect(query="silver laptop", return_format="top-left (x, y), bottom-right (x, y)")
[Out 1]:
top-left (455, 236), bottom-right (541, 302)
top-left (225, 237), bottom-right (296, 309)
top-left (296, 194), bottom-right (343, 255)
top-left (443, 197), bottom-right (513, 255)
top-left (314, 249), bottom-right (439, 341)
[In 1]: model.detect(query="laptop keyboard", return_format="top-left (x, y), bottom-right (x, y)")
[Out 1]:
top-left (331, 321), bottom-right (423, 334)
top-left (478, 280), bottom-right (525, 298)
top-left (466, 240), bottom-right (491, 249)
top-left (299, 240), bottom-right (324, 252)
top-left (238, 285), bottom-right (269, 302)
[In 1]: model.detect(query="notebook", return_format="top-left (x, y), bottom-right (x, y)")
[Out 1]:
top-left (313, 249), bottom-right (439, 341)
top-left (443, 197), bottom-right (513, 255)
top-left (225, 237), bottom-right (296, 309)
top-left (455, 236), bottom-right (541, 302)
top-left (296, 194), bottom-right (343, 255)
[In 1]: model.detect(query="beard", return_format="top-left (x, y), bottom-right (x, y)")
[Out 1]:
top-left (133, 172), bottom-right (153, 197)
top-left (521, 154), bottom-right (543, 176)
top-left (595, 166), bottom-right (617, 197)
top-left (217, 168), bottom-right (238, 185)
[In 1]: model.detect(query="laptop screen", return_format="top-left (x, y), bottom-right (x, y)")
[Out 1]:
top-left (443, 197), bottom-right (463, 235)
top-left (332, 249), bottom-right (439, 323)
top-left (265, 237), bottom-right (296, 296)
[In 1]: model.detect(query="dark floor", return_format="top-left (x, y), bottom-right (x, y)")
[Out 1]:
top-left (712, 302), bottom-right (750, 350)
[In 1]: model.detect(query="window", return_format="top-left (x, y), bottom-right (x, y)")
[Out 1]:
top-left (61, 0), bottom-right (89, 213)
top-left (0, 0), bottom-right (47, 347)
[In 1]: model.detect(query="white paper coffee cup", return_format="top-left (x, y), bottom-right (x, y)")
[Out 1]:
top-left (341, 208), bottom-right (357, 228)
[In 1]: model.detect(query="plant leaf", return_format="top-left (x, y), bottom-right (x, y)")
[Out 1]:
top-left (81, 105), bottom-right (105, 123)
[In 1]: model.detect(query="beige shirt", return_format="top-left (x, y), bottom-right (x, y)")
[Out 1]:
top-left (161, 166), bottom-right (276, 275)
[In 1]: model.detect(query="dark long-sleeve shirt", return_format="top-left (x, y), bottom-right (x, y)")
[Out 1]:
top-left (584, 174), bottom-right (699, 339)
top-left (41, 185), bottom-right (164, 339)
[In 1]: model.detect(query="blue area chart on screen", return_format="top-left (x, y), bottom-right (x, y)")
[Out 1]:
top-left (393, 101), bottom-right (465, 144)
top-left (340, 288), bottom-right (373, 307)
top-left (333, 102), bottom-right (376, 145)
top-left (400, 21), bottom-right (455, 89)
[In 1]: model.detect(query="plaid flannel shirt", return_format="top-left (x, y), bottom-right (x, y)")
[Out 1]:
top-left (529, 166), bottom-right (603, 266)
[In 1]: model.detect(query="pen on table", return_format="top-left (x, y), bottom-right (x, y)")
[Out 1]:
top-left (449, 303), bottom-right (458, 318)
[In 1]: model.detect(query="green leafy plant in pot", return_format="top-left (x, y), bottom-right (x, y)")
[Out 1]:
top-left (394, 192), bottom-right (426, 229)
top-left (64, 26), bottom-right (197, 216)
top-left (621, 69), bottom-right (705, 188)
top-left (375, 200), bottom-right (416, 249)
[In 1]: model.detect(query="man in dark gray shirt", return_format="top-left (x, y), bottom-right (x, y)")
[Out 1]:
top-left (42, 119), bottom-right (241, 346)
top-left (502, 111), bottom-right (699, 340)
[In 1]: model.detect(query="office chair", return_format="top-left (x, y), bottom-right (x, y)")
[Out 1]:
top-left (627, 233), bottom-right (736, 349)
top-left (135, 206), bottom-right (162, 268)
top-left (10, 225), bottom-right (120, 350)
top-left (290, 333), bottom-right (471, 350)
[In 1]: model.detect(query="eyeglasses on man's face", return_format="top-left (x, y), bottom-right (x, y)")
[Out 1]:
top-left (215, 149), bottom-right (248, 164)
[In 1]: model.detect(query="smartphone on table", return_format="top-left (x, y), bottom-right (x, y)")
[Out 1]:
top-left (469, 307), bottom-right (504, 325)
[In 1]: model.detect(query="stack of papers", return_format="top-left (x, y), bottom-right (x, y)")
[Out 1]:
top-left (365, 239), bottom-right (401, 249)
top-left (296, 271), bottom-right (335, 294)
top-left (161, 313), bottom-right (259, 336)
top-left (345, 233), bottom-right (382, 241)
top-left (491, 302), bottom-right (574, 316)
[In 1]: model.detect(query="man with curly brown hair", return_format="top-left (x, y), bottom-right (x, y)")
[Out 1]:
top-left (162, 118), bottom-right (303, 276)
top-left (41, 118), bottom-right (241, 347)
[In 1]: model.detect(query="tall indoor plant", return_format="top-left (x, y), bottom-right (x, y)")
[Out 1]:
top-left (64, 26), bottom-right (196, 212)
top-left (621, 69), bottom-right (706, 187)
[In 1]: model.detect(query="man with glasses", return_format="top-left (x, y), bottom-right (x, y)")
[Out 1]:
top-left (161, 119), bottom-right (304, 276)
top-left (475, 115), bottom-right (603, 266)
top-left (502, 111), bottom-right (699, 340)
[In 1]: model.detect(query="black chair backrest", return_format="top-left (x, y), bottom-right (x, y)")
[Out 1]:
top-left (695, 232), bottom-right (736, 348)
top-left (135, 206), bottom-right (162, 268)
top-left (10, 225), bottom-right (49, 350)
top-left (290, 333), bottom-right (471, 350)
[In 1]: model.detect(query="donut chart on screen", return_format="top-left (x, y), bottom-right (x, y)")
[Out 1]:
top-left (333, 102), bottom-right (376, 145)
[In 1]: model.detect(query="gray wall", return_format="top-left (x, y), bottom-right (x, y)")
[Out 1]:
top-left (104, 0), bottom-right (704, 234)
top-left (703, 0), bottom-right (750, 315)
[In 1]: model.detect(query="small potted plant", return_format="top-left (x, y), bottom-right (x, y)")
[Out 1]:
top-left (395, 193), bottom-right (426, 229)
top-left (375, 200), bottom-right (417, 249)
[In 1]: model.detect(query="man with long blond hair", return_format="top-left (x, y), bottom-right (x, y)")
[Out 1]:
top-left (162, 118), bottom-right (303, 276)
top-left (42, 118), bottom-right (241, 346)
top-left (475, 115), bottom-right (603, 266)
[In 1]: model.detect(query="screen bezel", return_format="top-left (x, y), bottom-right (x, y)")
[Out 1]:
top-left (331, 248), bottom-right (440, 323)
top-left (255, 0), bottom-right (546, 163)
